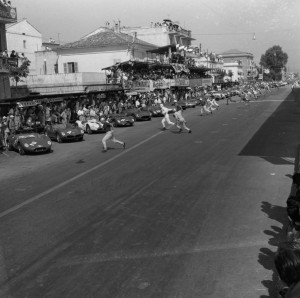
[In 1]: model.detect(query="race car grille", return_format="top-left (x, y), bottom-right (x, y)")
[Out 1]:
top-left (34, 147), bottom-right (47, 152)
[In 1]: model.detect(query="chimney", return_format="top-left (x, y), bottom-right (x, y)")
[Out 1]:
top-left (133, 32), bottom-right (137, 42)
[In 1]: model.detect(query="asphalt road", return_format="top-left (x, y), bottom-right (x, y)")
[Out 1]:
top-left (0, 86), bottom-right (298, 298)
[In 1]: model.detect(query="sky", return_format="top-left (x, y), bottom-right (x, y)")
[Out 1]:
top-left (11, 0), bottom-right (300, 73)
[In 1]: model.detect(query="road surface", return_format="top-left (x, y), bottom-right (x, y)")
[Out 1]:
top-left (0, 87), bottom-right (297, 297)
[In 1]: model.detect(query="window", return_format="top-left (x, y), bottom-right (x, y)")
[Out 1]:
top-left (23, 40), bottom-right (26, 49)
top-left (63, 62), bottom-right (78, 73)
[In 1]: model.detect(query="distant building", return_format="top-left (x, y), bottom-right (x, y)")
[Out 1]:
top-left (53, 27), bottom-right (157, 74)
top-left (6, 19), bottom-right (42, 75)
top-left (0, 1), bottom-right (17, 100)
top-left (219, 49), bottom-right (256, 81)
top-left (119, 20), bottom-right (195, 48)
top-left (223, 61), bottom-right (243, 82)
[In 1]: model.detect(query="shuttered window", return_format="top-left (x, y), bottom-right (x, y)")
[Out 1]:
top-left (63, 62), bottom-right (78, 73)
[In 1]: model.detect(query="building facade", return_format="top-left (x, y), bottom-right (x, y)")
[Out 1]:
top-left (53, 27), bottom-right (157, 74)
top-left (223, 61), bottom-right (243, 82)
top-left (219, 49), bottom-right (256, 81)
top-left (119, 20), bottom-right (194, 48)
top-left (0, 2), bottom-right (17, 100)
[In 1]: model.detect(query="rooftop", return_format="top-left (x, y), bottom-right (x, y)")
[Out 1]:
top-left (57, 28), bottom-right (157, 50)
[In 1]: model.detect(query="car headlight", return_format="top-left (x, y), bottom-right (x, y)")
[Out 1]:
top-left (61, 132), bottom-right (66, 136)
top-left (136, 114), bottom-right (140, 117)
top-left (47, 141), bottom-right (52, 145)
top-left (117, 120), bottom-right (121, 123)
top-left (24, 143), bottom-right (29, 148)
top-left (81, 130), bottom-right (84, 134)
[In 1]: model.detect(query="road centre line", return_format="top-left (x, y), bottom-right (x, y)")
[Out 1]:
top-left (0, 131), bottom-right (164, 220)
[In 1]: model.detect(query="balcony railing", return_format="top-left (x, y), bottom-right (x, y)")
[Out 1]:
top-left (0, 56), bottom-right (25, 73)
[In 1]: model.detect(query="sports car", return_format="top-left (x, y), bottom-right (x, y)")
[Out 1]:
top-left (146, 105), bottom-right (163, 117)
top-left (184, 99), bottom-right (197, 108)
top-left (176, 101), bottom-right (187, 110)
top-left (45, 123), bottom-right (84, 143)
top-left (75, 118), bottom-right (106, 134)
top-left (108, 114), bottom-right (134, 127)
top-left (8, 128), bottom-right (52, 155)
top-left (123, 108), bottom-right (151, 121)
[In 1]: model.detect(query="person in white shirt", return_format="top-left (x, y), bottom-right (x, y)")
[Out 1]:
top-left (160, 103), bottom-right (175, 130)
top-left (173, 105), bottom-right (191, 133)
top-left (77, 106), bottom-right (85, 121)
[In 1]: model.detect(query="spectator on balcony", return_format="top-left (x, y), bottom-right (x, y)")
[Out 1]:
top-left (10, 50), bottom-right (17, 58)
top-left (2, 49), bottom-right (8, 58)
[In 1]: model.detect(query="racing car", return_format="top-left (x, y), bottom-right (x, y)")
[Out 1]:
top-left (45, 123), bottom-right (84, 143)
top-left (123, 108), bottom-right (151, 121)
top-left (8, 127), bottom-right (52, 155)
top-left (108, 114), bottom-right (134, 127)
top-left (75, 118), bottom-right (106, 134)
top-left (146, 105), bottom-right (163, 117)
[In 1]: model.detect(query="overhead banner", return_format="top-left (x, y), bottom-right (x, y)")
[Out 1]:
top-left (0, 4), bottom-right (17, 23)
top-left (131, 80), bottom-right (154, 92)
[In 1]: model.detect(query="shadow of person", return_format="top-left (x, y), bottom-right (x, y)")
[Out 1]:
top-left (259, 202), bottom-right (289, 297)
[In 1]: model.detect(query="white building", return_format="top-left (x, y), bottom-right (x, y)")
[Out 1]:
top-left (6, 19), bottom-right (42, 75)
top-left (54, 27), bottom-right (157, 74)
top-left (223, 61), bottom-right (243, 82)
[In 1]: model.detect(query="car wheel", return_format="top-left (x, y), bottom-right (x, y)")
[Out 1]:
top-left (86, 125), bottom-right (92, 134)
top-left (56, 134), bottom-right (62, 143)
top-left (113, 122), bottom-right (118, 127)
top-left (8, 142), bottom-right (13, 151)
top-left (18, 144), bottom-right (25, 155)
top-left (80, 137), bottom-right (84, 142)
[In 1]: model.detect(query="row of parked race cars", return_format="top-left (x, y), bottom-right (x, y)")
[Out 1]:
top-left (6, 82), bottom-right (288, 155)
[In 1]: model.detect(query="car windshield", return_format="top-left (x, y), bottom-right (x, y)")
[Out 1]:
top-left (18, 134), bottom-right (37, 139)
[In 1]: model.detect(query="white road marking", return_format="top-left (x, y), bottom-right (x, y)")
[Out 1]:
top-left (0, 131), bottom-right (163, 219)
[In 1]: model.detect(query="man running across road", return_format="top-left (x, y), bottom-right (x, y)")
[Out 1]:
top-left (173, 105), bottom-right (191, 133)
top-left (160, 103), bottom-right (175, 130)
top-left (100, 117), bottom-right (125, 152)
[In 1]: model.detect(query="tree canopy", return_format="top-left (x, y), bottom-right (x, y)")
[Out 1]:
top-left (260, 45), bottom-right (288, 80)
top-left (8, 58), bottom-right (31, 86)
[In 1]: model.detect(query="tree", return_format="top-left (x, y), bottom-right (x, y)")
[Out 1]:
top-left (260, 45), bottom-right (288, 81)
top-left (8, 58), bottom-right (31, 86)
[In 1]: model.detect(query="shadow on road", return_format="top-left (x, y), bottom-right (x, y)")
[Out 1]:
top-left (239, 89), bottom-right (300, 164)
top-left (259, 201), bottom-right (289, 297)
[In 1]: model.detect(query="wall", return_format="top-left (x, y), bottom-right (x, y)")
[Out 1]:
top-left (57, 50), bottom-right (130, 74)
top-left (35, 50), bottom-right (58, 75)
top-left (0, 23), bottom-right (11, 99)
